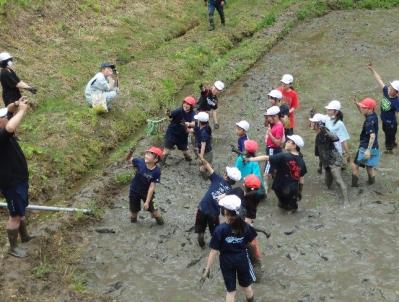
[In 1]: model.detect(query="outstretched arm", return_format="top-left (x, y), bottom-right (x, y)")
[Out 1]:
top-left (246, 155), bottom-right (270, 162)
top-left (367, 63), bottom-right (384, 89)
top-left (198, 155), bottom-right (214, 174)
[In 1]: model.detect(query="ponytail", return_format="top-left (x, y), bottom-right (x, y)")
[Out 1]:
top-left (333, 110), bottom-right (344, 125)
top-left (225, 209), bottom-right (246, 236)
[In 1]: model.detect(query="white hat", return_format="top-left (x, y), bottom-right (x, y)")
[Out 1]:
top-left (225, 166), bottom-right (241, 182)
top-left (390, 80), bottom-right (399, 92)
top-left (268, 89), bottom-right (283, 99)
top-left (264, 105), bottom-right (280, 116)
top-left (235, 120), bottom-right (250, 131)
top-left (309, 113), bottom-right (328, 123)
top-left (325, 100), bottom-right (341, 111)
top-left (194, 111), bottom-right (209, 122)
top-left (0, 52), bottom-right (12, 62)
top-left (218, 194), bottom-right (241, 212)
top-left (287, 134), bottom-right (304, 148)
top-left (214, 80), bottom-right (225, 91)
top-left (0, 107), bottom-right (8, 118)
top-left (281, 74), bottom-right (294, 85)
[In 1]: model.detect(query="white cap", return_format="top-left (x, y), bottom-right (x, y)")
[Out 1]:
top-left (194, 111), bottom-right (209, 122)
top-left (225, 166), bottom-right (242, 182)
top-left (281, 74), bottom-right (294, 85)
top-left (309, 113), bottom-right (328, 123)
top-left (218, 194), bottom-right (241, 212)
top-left (214, 80), bottom-right (225, 91)
top-left (264, 105), bottom-right (280, 116)
top-left (325, 100), bottom-right (341, 111)
top-left (287, 135), bottom-right (304, 148)
top-left (268, 89), bottom-right (283, 99)
top-left (0, 107), bottom-right (8, 118)
top-left (390, 80), bottom-right (399, 92)
top-left (0, 52), bottom-right (12, 62)
top-left (236, 120), bottom-right (250, 131)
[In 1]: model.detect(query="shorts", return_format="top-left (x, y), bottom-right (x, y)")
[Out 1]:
top-left (265, 147), bottom-right (282, 174)
top-left (1, 182), bottom-right (29, 217)
top-left (195, 208), bottom-right (219, 234)
top-left (354, 147), bottom-right (380, 168)
top-left (220, 251), bottom-right (256, 292)
top-left (129, 192), bottom-right (158, 213)
top-left (164, 133), bottom-right (189, 151)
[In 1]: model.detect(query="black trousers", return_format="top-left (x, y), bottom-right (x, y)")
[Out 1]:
top-left (382, 122), bottom-right (397, 150)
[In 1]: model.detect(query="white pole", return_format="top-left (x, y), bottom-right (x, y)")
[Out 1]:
top-left (0, 202), bottom-right (91, 214)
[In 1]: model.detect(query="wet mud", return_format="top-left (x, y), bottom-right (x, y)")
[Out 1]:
top-left (3, 8), bottom-right (399, 302)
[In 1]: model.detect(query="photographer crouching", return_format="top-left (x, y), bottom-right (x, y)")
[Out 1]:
top-left (0, 97), bottom-right (33, 258)
top-left (84, 62), bottom-right (119, 111)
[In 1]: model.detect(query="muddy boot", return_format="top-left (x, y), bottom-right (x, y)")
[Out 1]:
top-left (246, 296), bottom-right (255, 302)
top-left (197, 232), bottom-right (205, 248)
top-left (155, 216), bottom-right (164, 225)
top-left (351, 174), bottom-right (359, 187)
top-left (183, 153), bottom-right (192, 162)
top-left (7, 229), bottom-right (27, 258)
top-left (368, 175), bottom-right (375, 185)
top-left (325, 167), bottom-right (333, 189)
top-left (209, 15), bottom-right (215, 31)
top-left (19, 220), bottom-right (34, 243)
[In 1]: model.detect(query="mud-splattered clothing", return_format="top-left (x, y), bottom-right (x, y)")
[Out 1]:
top-left (197, 88), bottom-right (218, 112)
top-left (314, 127), bottom-right (343, 168)
top-left (129, 158), bottom-right (160, 197)
top-left (165, 107), bottom-right (194, 151)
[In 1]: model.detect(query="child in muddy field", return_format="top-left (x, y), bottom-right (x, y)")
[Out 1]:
top-left (192, 111), bottom-right (213, 179)
top-left (195, 156), bottom-right (241, 248)
top-left (309, 113), bottom-right (349, 206)
top-left (162, 96), bottom-right (197, 165)
top-left (125, 146), bottom-right (164, 225)
top-left (277, 74), bottom-right (299, 135)
top-left (235, 120), bottom-right (249, 152)
top-left (351, 98), bottom-right (380, 187)
top-left (197, 80), bottom-right (225, 130)
top-left (268, 89), bottom-right (290, 133)
top-left (246, 135), bottom-right (307, 212)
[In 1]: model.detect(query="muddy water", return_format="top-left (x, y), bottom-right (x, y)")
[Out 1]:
top-left (82, 9), bottom-right (399, 302)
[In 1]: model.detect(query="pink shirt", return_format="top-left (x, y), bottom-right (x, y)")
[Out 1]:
top-left (277, 86), bottom-right (299, 128)
top-left (265, 121), bottom-right (284, 148)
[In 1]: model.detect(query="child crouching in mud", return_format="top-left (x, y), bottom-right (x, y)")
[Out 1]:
top-left (125, 146), bottom-right (164, 225)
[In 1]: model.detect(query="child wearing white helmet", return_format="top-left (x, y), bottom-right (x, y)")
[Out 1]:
top-left (367, 63), bottom-right (399, 153)
top-left (192, 111), bottom-right (213, 178)
top-left (197, 80), bottom-right (225, 130)
top-left (235, 120), bottom-right (250, 153)
top-left (201, 194), bottom-right (257, 302)
top-left (246, 134), bottom-right (307, 212)
top-left (277, 74), bottom-right (299, 135)
top-left (268, 89), bottom-right (290, 132)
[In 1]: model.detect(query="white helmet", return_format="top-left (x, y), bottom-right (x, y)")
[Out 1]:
top-left (281, 74), bottom-right (294, 85)
top-left (268, 89), bottom-right (283, 99)
top-left (390, 80), bottom-right (399, 92)
top-left (194, 111), bottom-right (209, 122)
top-left (235, 120), bottom-right (250, 131)
top-left (309, 113), bottom-right (329, 123)
top-left (0, 52), bottom-right (12, 62)
top-left (287, 134), bottom-right (304, 148)
top-left (214, 80), bottom-right (225, 91)
top-left (264, 105), bottom-right (280, 116)
top-left (218, 195), bottom-right (241, 213)
top-left (325, 100), bottom-right (341, 111)
top-left (225, 167), bottom-right (241, 182)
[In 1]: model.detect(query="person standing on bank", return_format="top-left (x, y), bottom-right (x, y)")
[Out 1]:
top-left (201, 194), bottom-right (256, 302)
top-left (0, 97), bottom-right (34, 258)
top-left (204, 0), bottom-right (225, 31)
top-left (0, 52), bottom-right (37, 108)
top-left (197, 80), bottom-right (225, 130)
top-left (278, 74), bottom-right (299, 136)
top-left (367, 63), bottom-right (399, 154)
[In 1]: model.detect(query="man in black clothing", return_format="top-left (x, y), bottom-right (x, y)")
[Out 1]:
top-left (0, 52), bottom-right (36, 107)
top-left (0, 97), bottom-right (33, 258)
top-left (204, 0), bottom-right (225, 31)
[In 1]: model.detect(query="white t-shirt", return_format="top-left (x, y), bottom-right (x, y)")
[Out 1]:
top-left (325, 118), bottom-right (350, 155)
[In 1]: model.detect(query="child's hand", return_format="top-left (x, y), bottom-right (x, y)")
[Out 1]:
top-left (143, 202), bottom-right (150, 210)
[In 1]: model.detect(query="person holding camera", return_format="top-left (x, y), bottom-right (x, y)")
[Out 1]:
top-left (85, 62), bottom-right (119, 109)
top-left (0, 52), bottom-right (37, 108)
top-left (0, 97), bottom-right (34, 258)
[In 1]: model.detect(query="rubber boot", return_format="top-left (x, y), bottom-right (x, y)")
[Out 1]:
top-left (155, 216), bottom-right (164, 225)
top-left (130, 213), bottom-right (138, 223)
top-left (198, 232), bottom-right (205, 248)
top-left (19, 220), bottom-right (34, 243)
top-left (368, 175), bottom-right (375, 185)
top-left (7, 229), bottom-right (27, 258)
top-left (325, 167), bottom-right (333, 189)
top-left (209, 15), bottom-right (215, 31)
top-left (351, 175), bottom-right (359, 188)
top-left (183, 152), bottom-right (192, 162)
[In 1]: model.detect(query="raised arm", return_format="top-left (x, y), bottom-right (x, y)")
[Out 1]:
top-left (367, 63), bottom-right (385, 89)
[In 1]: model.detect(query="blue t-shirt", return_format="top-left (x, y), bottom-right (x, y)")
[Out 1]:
top-left (359, 112), bottom-right (379, 149)
top-left (237, 134), bottom-right (248, 153)
top-left (129, 158), bottom-right (161, 196)
top-left (198, 172), bottom-right (231, 217)
top-left (325, 118), bottom-right (350, 155)
top-left (166, 107), bottom-right (195, 136)
top-left (194, 124), bottom-right (212, 153)
top-left (210, 223), bottom-right (257, 259)
top-left (380, 86), bottom-right (399, 124)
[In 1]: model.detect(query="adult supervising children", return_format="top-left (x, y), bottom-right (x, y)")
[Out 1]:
top-left (278, 74), bottom-right (299, 135)
top-left (197, 81), bottom-right (225, 129)
top-left (367, 63), bottom-right (399, 154)
top-left (125, 146), bottom-right (164, 225)
top-left (201, 195), bottom-right (256, 302)
top-left (162, 96), bottom-right (197, 164)
top-left (0, 97), bottom-right (34, 258)
top-left (351, 98), bottom-right (380, 187)
top-left (204, 0), bottom-right (225, 31)
top-left (195, 156), bottom-right (241, 248)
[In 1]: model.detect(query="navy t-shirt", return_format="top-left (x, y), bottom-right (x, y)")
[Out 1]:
top-left (380, 86), bottom-right (399, 124)
top-left (198, 172), bottom-right (231, 217)
top-left (0, 68), bottom-right (21, 106)
top-left (359, 112), bottom-right (379, 149)
top-left (237, 134), bottom-right (248, 153)
top-left (210, 223), bottom-right (257, 259)
top-left (129, 158), bottom-right (161, 196)
top-left (166, 107), bottom-right (194, 137)
top-left (194, 124), bottom-right (212, 153)
top-left (197, 88), bottom-right (218, 112)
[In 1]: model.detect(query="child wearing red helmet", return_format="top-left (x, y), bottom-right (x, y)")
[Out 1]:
top-left (163, 96), bottom-right (196, 164)
top-left (125, 146), bottom-right (164, 225)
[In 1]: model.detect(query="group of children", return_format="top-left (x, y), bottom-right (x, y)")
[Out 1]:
top-left (124, 66), bottom-right (399, 302)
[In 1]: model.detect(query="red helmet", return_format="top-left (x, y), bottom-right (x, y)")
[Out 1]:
top-left (183, 96), bottom-right (197, 107)
top-left (146, 146), bottom-right (164, 158)
top-left (244, 140), bottom-right (258, 153)
top-left (244, 174), bottom-right (261, 189)
top-left (357, 97), bottom-right (376, 110)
